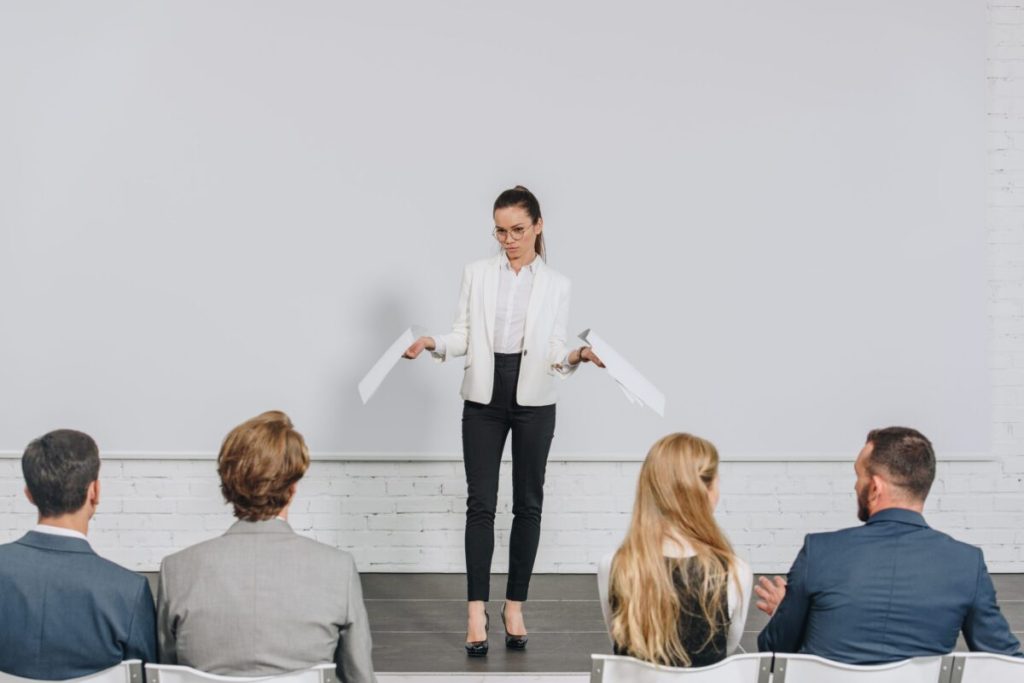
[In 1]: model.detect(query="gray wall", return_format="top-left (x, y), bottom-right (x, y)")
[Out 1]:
top-left (0, 1), bottom-right (989, 458)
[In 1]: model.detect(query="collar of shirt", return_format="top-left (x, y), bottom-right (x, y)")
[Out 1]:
top-left (501, 254), bottom-right (541, 273)
top-left (33, 523), bottom-right (90, 544)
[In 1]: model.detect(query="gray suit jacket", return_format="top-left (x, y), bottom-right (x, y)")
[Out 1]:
top-left (157, 519), bottom-right (376, 683)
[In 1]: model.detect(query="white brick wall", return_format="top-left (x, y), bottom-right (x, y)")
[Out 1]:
top-left (1, 3), bottom-right (1023, 574)
top-left (986, 0), bottom-right (1024, 570)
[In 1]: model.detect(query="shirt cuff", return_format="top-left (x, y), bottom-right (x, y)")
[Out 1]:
top-left (431, 336), bottom-right (447, 360)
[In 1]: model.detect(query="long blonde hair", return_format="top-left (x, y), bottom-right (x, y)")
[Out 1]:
top-left (609, 433), bottom-right (739, 666)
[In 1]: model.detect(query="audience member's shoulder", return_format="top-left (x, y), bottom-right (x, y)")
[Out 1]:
top-left (795, 524), bottom-right (865, 553)
top-left (732, 554), bottom-right (754, 584)
top-left (161, 532), bottom-right (230, 570)
top-left (287, 531), bottom-right (359, 568)
top-left (597, 552), bottom-right (614, 584)
top-left (78, 548), bottom-right (150, 594)
top-left (925, 526), bottom-right (986, 561)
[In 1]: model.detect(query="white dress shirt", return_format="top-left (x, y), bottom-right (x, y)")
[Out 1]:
top-left (33, 523), bottom-right (90, 544)
top-left (493, 256), bottom-right (535, 353)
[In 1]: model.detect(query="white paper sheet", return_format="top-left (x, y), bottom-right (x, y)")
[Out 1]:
top-left (579, 329), bottom-right (666, 417)
top-left (358, 328), bottom-right (417, 404)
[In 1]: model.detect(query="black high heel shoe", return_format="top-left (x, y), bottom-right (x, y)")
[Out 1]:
top-left (464, 611), bottom-right (489, 657)
top-left (501, 603), bottom-right (528, 650)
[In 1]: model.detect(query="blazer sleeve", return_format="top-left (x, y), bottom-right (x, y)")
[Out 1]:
top-left (156, 561), bottom-right (178, 664)
top-left (596, 554), bottom-right (614, 646)
top-left (963, 548), bottom-right (1023, 657)
top-left (125, 577), bottom-right (158, 663)
top-left (758, 536), bottom-right (812, 653)
top-left (548, 278), bottom-right (578, 378)
top-left (431, 265), bottom-right (471, 363)
top-left (336, 555), bottom-right (377, 683)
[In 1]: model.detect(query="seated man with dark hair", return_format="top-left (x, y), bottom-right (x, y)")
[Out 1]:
top-left (0, 430), bottom-right (157, 678)
top-left (756, 426), bottom-right (1021, 663)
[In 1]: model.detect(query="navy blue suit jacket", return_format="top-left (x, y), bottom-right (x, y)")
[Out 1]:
top-left (757, 508), bottom-right (1021, 663)
top-left (0, 531), bottom-right (157, 679)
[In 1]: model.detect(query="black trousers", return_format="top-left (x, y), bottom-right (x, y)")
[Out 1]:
top-left (462, 352), bottom-right (556, 602)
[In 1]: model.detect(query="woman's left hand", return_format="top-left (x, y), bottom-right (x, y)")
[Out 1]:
top-left (576, 347), bottom-right (605, 368)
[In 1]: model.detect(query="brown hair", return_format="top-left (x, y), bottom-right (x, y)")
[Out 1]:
top-left (865, 426), bottom-right (935, 501)
top-left (494, 185), bottom-right (545, 260)
top-left (218, 410), bottom-right (310, 521)
top-left (609, 433), bottom-right (740, 666)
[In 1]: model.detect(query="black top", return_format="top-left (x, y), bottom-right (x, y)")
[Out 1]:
top-left (612, 557), bottom-right (729, 668)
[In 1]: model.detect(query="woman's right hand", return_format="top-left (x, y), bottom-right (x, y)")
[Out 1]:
top-left (403, 336), bottom-right (436, 359)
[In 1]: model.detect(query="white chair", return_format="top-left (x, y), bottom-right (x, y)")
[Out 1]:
top-left (951, 652), bottom-right (1024, 683)
top-left (590, 653), bottom-right (772, 683)
top-left (144, 664), bottom-right (335, 683)
top-left (772, 654), bottom-right (953, 683)
top-left (0, 660), bottom-right (142, 683)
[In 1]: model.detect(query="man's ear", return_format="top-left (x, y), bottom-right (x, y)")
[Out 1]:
top-left (24, 486), bottom-right (34, 506)
top-left (88, 480), bottom-right (100, 508)
top-left (869, 474), bottom-right (887, 502)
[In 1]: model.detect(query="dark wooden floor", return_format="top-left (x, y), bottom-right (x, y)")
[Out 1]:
top-left (360, 573), bottom-right (1024, 673)
top-left (142, 572), bottom-right (1024, 674)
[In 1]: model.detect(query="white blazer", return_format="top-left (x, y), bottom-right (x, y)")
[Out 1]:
top-left (432, 255), bottom-right (578, 406)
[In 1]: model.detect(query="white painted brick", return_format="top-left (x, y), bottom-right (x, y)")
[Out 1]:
top-left (367, 515), bottom-right (424, 531)
top-left (419, 515), bottom-right (463, 530)
top-left (725, 496), bottom-right (780, 513)
top-left (176, 498), bottom-right (230, 514)
top-left (340, 498), bottom-right (395, 513)
top-left (123, 499), bottom-right (177, 514)
top-left (779, 496), bottom-right (833, 513)
top-left (362, 547), bottom-right (424, 565)
top-left (329, 478), bottom-right (387, 496)
top-left (394, 497), bottom-right (452, 513)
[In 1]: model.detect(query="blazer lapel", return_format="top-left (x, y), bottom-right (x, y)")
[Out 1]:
top-left (524, 258), bottom-right (549, 343)
top-left (483, 256), bottom-right (501, 345)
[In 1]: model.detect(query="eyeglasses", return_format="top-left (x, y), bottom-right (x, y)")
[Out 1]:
top-left (493, 226), bottom-right (531, 242)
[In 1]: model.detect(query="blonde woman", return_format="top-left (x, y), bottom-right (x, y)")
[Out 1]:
top-left (597, 433), bottom-right (752, 667)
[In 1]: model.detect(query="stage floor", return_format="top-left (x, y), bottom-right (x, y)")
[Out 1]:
top-left (362, 573), bottom-right (1024, 674)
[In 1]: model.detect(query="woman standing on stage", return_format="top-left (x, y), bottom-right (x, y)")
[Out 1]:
top-left (404, 185), bottom-right (603, 656)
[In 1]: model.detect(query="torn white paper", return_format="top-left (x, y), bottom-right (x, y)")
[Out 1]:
top-left (579, 329), bottom-right (666, 417)
top-left (358, 328), bottom-right (417, 404)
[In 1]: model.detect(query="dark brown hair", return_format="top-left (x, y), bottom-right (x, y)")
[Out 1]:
top-left (494, 185), bottom-right (545, 260)
top-left (865, 426), bottom-right (936, 501)
top-left (22, 430), bottom-right (100, 517)
top-left (218, 410), bottom-right (310, 521)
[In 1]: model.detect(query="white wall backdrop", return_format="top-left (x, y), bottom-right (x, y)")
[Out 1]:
top-left (0, 0), bottom-right (990, 457)
top-left (2, 0), bottom-right (1022, 573)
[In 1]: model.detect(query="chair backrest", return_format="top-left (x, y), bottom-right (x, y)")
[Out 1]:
top-left (590, 653), bottom-right (772, 683)
top-left (951, 652), bottom-right (1024, 683)
top-left (773, 654), bottom-right (952, 683)
top-left (0, 661), bottom-right (142, 683)
top-left (144, 664), bottom-right (335, 683)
